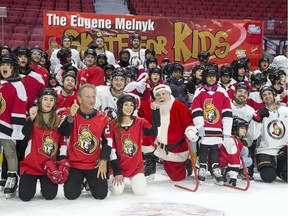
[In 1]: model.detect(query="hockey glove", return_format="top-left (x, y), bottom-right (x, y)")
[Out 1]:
top-left (58, 158), bottom-right (70, 184)
top-left (252, 108), bottom-right (269, 123)
top-left (277, 145), bottom-right (288, 162)
top-left (43, 160), bottom-right (61, 184)
top-left (185, 126), bottom-right (199, 142)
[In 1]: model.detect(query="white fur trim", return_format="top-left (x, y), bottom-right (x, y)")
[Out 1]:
top-left (142, 145), bottom-right (156, 153)
top-left (153, 84), bottom-right (171, 97)
top-left (153, 147), bottom-right (189, 162)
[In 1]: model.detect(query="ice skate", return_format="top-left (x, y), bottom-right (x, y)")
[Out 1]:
top-left (198, 163), bottom-right (207, 184)
top-left (0, 178), bottom-right (6, 191)
top-left (144, 153), bottom-right (156, 181)
top-left (211, 163), bottom-right (224, 186)
top-left (4, 171), bottom-right (18, 199)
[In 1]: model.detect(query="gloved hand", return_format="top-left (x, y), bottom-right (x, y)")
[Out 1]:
top-left (277, 145), bottom-right (288, 162)
top-left (43, 160), bottom-right (61, 184)
top-left (252, 108), bottom-right (270, 123)
top-left (185, 126), bottom-right (199, 142)
top-left (58, 158), bottom-right (70, 184)
top-left (198, 125), bottom-right (205, 138)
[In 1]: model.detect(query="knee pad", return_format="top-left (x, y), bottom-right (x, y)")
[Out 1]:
top-left (260, 167), bottom-right (277, 183)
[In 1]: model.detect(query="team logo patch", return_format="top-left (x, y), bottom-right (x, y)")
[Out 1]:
top-left (38, 132), bottom-right (57, 157)
top-left (0, 93), bottom-right (6, 115)
top-left (103, 107), bottom-right (117, 121)
top-left (121, 134), bottom-right (138, 158)
top-left (203, 98), bottom-right (219, 124)
top-left (267, 120), bottom-right (285, 140)
top-left (75, 124), bottom-right (98, 154)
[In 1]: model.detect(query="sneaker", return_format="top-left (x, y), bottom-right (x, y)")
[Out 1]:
top-left (4, 171), bottom-right (18, 194)
top-left (211, 163), bottom-right (224, 185)
top-left (185, 158), bottom-right (193, 176)
top-left (198, 163), bottom-right (207, 182)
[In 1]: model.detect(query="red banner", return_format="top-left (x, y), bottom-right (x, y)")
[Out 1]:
top-left (43, 10), bottom-right (264, 70)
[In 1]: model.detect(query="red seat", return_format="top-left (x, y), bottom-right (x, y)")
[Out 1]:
top-left (11, 33), bottom-right (29, 44)
top-left (8, 40), bottom-right (27, 49)
top-left (27, 41), bottom-right (43, 49)
top-left (32, 27), bottom-right (43, 35)
top-left (14, 26), bottom-right (30, 34)
top-left (30, 35), bottom-right (43, 41)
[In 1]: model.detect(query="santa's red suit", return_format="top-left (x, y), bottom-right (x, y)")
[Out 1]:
top-left (139, 95), bottom-right (194, 181)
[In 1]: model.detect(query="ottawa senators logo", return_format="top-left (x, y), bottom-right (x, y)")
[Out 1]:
top-left (38, 132), bottom-right (57, 157)
top-left (268, 120), bottom-right (285, 140)
top-left (0, 93), bottom-right (6, 115)
top-left (75, 124), bottom-right (98, 154)
top-left (203, 98), bottom-right (219, 124)
top-left (120, 134), bottom-right (138, 158)
top-left (103, 107), bottom-right (117, 121)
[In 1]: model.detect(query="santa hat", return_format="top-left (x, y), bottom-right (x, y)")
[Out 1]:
top-left (153, 84), bottom-right (172, 97)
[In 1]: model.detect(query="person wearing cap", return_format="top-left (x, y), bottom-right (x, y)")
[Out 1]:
top-left (90, 36), bottom-right (116, 65)
top-left (114, 49), bottom-right (131, 69)
top-left (50, 34), bottom-right (82, 71)
top-left (258, 57), bottom-right (270, 72)
top-left (76, 49), bottom-right (105, 90)
top-left (139, 84), bottom-right (198, 181)
top-left (0, 45), bottom-right (12, 56)
top-left (269, 69), bottom-right (287, 107)
top-left (103, 64), bottom-right (115, 86)
top-left (40, 52), bottom-right (51, 72)
top-left (247, 73), bottom-right (267, 110)
top-left (0, 54), bottom-right (27, 198)
top-left (48, 73), bottom-right (59, 88)
top-left (30, 46), bottom-right (49, 86)
top-left (248, 86), bottom-right (288, 183)
top-left (197, 51), bottom-right (210, 67)
top-left (125, 34), bottom-right (146, 67)
top-left (55, 62), bottom-right (78, 86)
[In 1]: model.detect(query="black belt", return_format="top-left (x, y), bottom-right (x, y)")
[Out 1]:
top-left (158, 138), bottom-right (185, 155)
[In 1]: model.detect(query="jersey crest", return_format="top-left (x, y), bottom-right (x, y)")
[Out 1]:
top-left (203, 98), bottom-right (220, 124)
top-left (267, 120), bottom-right (285, 140)
top-left (75, 124), bottom-right (98, 154)
top-left (103, 106), bottom-right (117, 121)
top-left (38, 132), bottom-right (57, 157)
top-left (120, 134), bottom-right (138, 158)
top-left (0, 93), bottom-right (6, 115)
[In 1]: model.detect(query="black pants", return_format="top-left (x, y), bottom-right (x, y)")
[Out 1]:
top-left (64, 167), bottom-right (108, 200)
top-left (199, 144), bottom-right (219, 168)
top-left (19, 172), bottom-right (58, 201)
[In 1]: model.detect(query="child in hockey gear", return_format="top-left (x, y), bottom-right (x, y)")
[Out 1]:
top-left (247, 73), bottom-right (266, 110)
top-left (258, 57), bottom-right (270, 72)
top-left (230, 59), bottom-right (251, 90)
top-left (115, 49), bottom-right (130, 68)
top-left (19, 88), bottom-right (69, 201)
top-left (109, 95), bottom-right (160, 195)
top-left (248, 86), bottom-right (288, 183)
top-left (0, 54), bottom-right (27, 198)
top-left (269, 69), bottom-right (287, 106)
top-left (96, 54), bottom-right (108, 69)
top-left (219, 65), bottom-right (234, 100)
top-left (197, 51), bottom-right (210, 67)
top-left (58, 84), bottom-right (112, 200)
top-left (0, 45), bottom-right (12, 56)
top-left (219, 117), bottom-right (253, 186)
top-left (103, 64), bottom-right (115, 86)
top-left (191, 66), bottom-right (233, 185)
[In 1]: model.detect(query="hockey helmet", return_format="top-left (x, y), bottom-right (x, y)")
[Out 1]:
top-left (104, 64), bottom-right (115, 72)
top-left (112, 68), bottom-right (126, 79)
top-left (232, 116), bottom-right (249, 134)
top-left (235, 82), bottom-right (249, 94)
top-left (37, 88), bottom-right (58, 108)
top-left (259, 86), bottom-right (275, 100)
top-left (84, 49), bottom-right (97, 58)
top-left (0, 45), bottom-right (12, 55)
top-left (57, 48), bottom-right (71, 61)
top-left (197, 51), bottom-right (210, 61)
top-left (220, 65), bottom-right (233, 77)
top-left (146, 57), bottom-right (158, 66)
top-left (258, 57), bottom-right (269, 67)
top-left (61, 34), bottom-right (72, 42)
top-left (145, 49), bottom-right (156, 57)
top-left (250, 73), bottom-right (266, 87)
top-left (131, 34), bottom-right (141, 42)
top-left (116, 94), bottom-right (137, 115)
top-left (269, 69), bottom-right (286, 85)
top-left (202, 66), bottom-right (219, 83)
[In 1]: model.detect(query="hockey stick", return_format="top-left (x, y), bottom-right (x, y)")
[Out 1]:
top-left (224, 157), bottom-right (250, 191)
top-left (175, 140), bottom-right (199, 192)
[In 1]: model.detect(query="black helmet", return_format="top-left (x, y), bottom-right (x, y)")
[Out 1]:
top-left (231, 59), bottom-right (246, 74)
top-left (42, 52), bottom-right (49, 60)
top-left (162, 57), bottom-right (170, 63)
top-left (62, 72), bottom-right (77, 84)
top-left (116, 94), bottom-right (136, 115)
top-left (220, 65), bottom-right (233, 77)
top-left (259, 86), bottom-right (275, 100)
top-left (112, 68), bottom-right (126, 79)
top-left (61, 63), bottom-right (78, 74)
top-left (269, 69), bottom-right (286, 84)
top-left (131, 34), bottom-right (141, 42)
top-left (61, 34), bottom-right (72, 42)
top-left (13, 46), bottom-right (31, 57)
top-left (145, 49), bottom-right (155, 57)
top-left (149, 67), bottom-right (162, 77)
top-left (192, 64), bottom-right (205, 76)
top-left (173, 63), bottom-right (184, 73)
top-left (126, 65), bottom-right (138, 76)
top-left (262, 66), bottom-right (276, 77)
top-left (57, 48), bottom-right (71, 60)
top-left (202, 66), bottom-right (219, 84)
top-left (258, 57), bottom-right (269, 67)
top-left (0, 54), bottom-right (20, 77)
top-left (119, 49), bottom-right (130, 58)
top-left (97, 54), bottom-right (107, 61)
top-left (84, 49), bottom-right (96, 58)
top-left (104, 64), bottom-right (115, 72)
top-left (250, 73), bottom-right (265, 86)
top-left (0, 45), bottom-right (12, 54)
top-left (232, 116), bottom-right (249, 134)
top-left (235, 82), bottom-right (249, 94)
top-left (197, 51), bottom-right (210, 61)
top-left (146, 57), bottom-right (158, 66)
top-left (30, 45), bottom-right (43, 54)
top-left (37, 88), bottom-right (58, 108)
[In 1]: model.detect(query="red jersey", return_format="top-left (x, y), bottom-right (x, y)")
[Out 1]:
top-left (20, 119), bottom-right (64, 176)
top-left (247, 90), bottom-right (265, 111)
top-left (76, 66), bottom-right (105, 90)
top-left (109, 118), bottom-right (153, 177)
top-left (67, 110), bottom-right (110, 170)
top-left (56, 89), bottom-right (79, 117)
top-left (30, 63), bottom-right (49, 87)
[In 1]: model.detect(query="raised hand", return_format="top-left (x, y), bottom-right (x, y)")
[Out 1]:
top-left (70, 99), bottom-right (79, 117)
top-left (29, 106), bottom-right (38, 120)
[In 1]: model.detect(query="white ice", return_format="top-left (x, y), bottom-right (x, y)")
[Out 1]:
top-left (0, 165), bottom-right (287, 216)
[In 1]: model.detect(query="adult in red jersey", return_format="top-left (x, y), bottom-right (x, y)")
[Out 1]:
top-left (59, 84), bottom-right (112, 200)
top-left (109, 95), bottom-right (160, 195)
top-left (19, 89), bottom-right (69, 201)
top-left (139, 84), bottom-right (198, 181)
top-left (0, 54), bottom-right (27, 197)
top-left (29, 46), bottom-right (49, 86)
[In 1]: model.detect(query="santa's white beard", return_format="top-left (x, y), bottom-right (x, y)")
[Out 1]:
top-left (157, 97), bottom-right (174, 116)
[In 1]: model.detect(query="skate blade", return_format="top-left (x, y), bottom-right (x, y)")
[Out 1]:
top-left (145, 174), bottom-right (155, 181)
top-left (5, 192), bottom-right (16, 199)
top-left (199, 180), bottom-right (205, 185)
top-left (212, 178), bottom-right (224, 186)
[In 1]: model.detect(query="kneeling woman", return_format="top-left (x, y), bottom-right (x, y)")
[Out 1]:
top-left (109, 94), bottom-right (160, 195)
top-left (19, 89), bottom-right (69, 201)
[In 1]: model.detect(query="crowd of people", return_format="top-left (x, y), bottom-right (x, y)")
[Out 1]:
top-left (0, 32), bottom-right (287, 201)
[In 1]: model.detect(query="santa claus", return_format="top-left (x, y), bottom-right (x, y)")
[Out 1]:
top-left (139, 84), bottom-right (198, 181)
